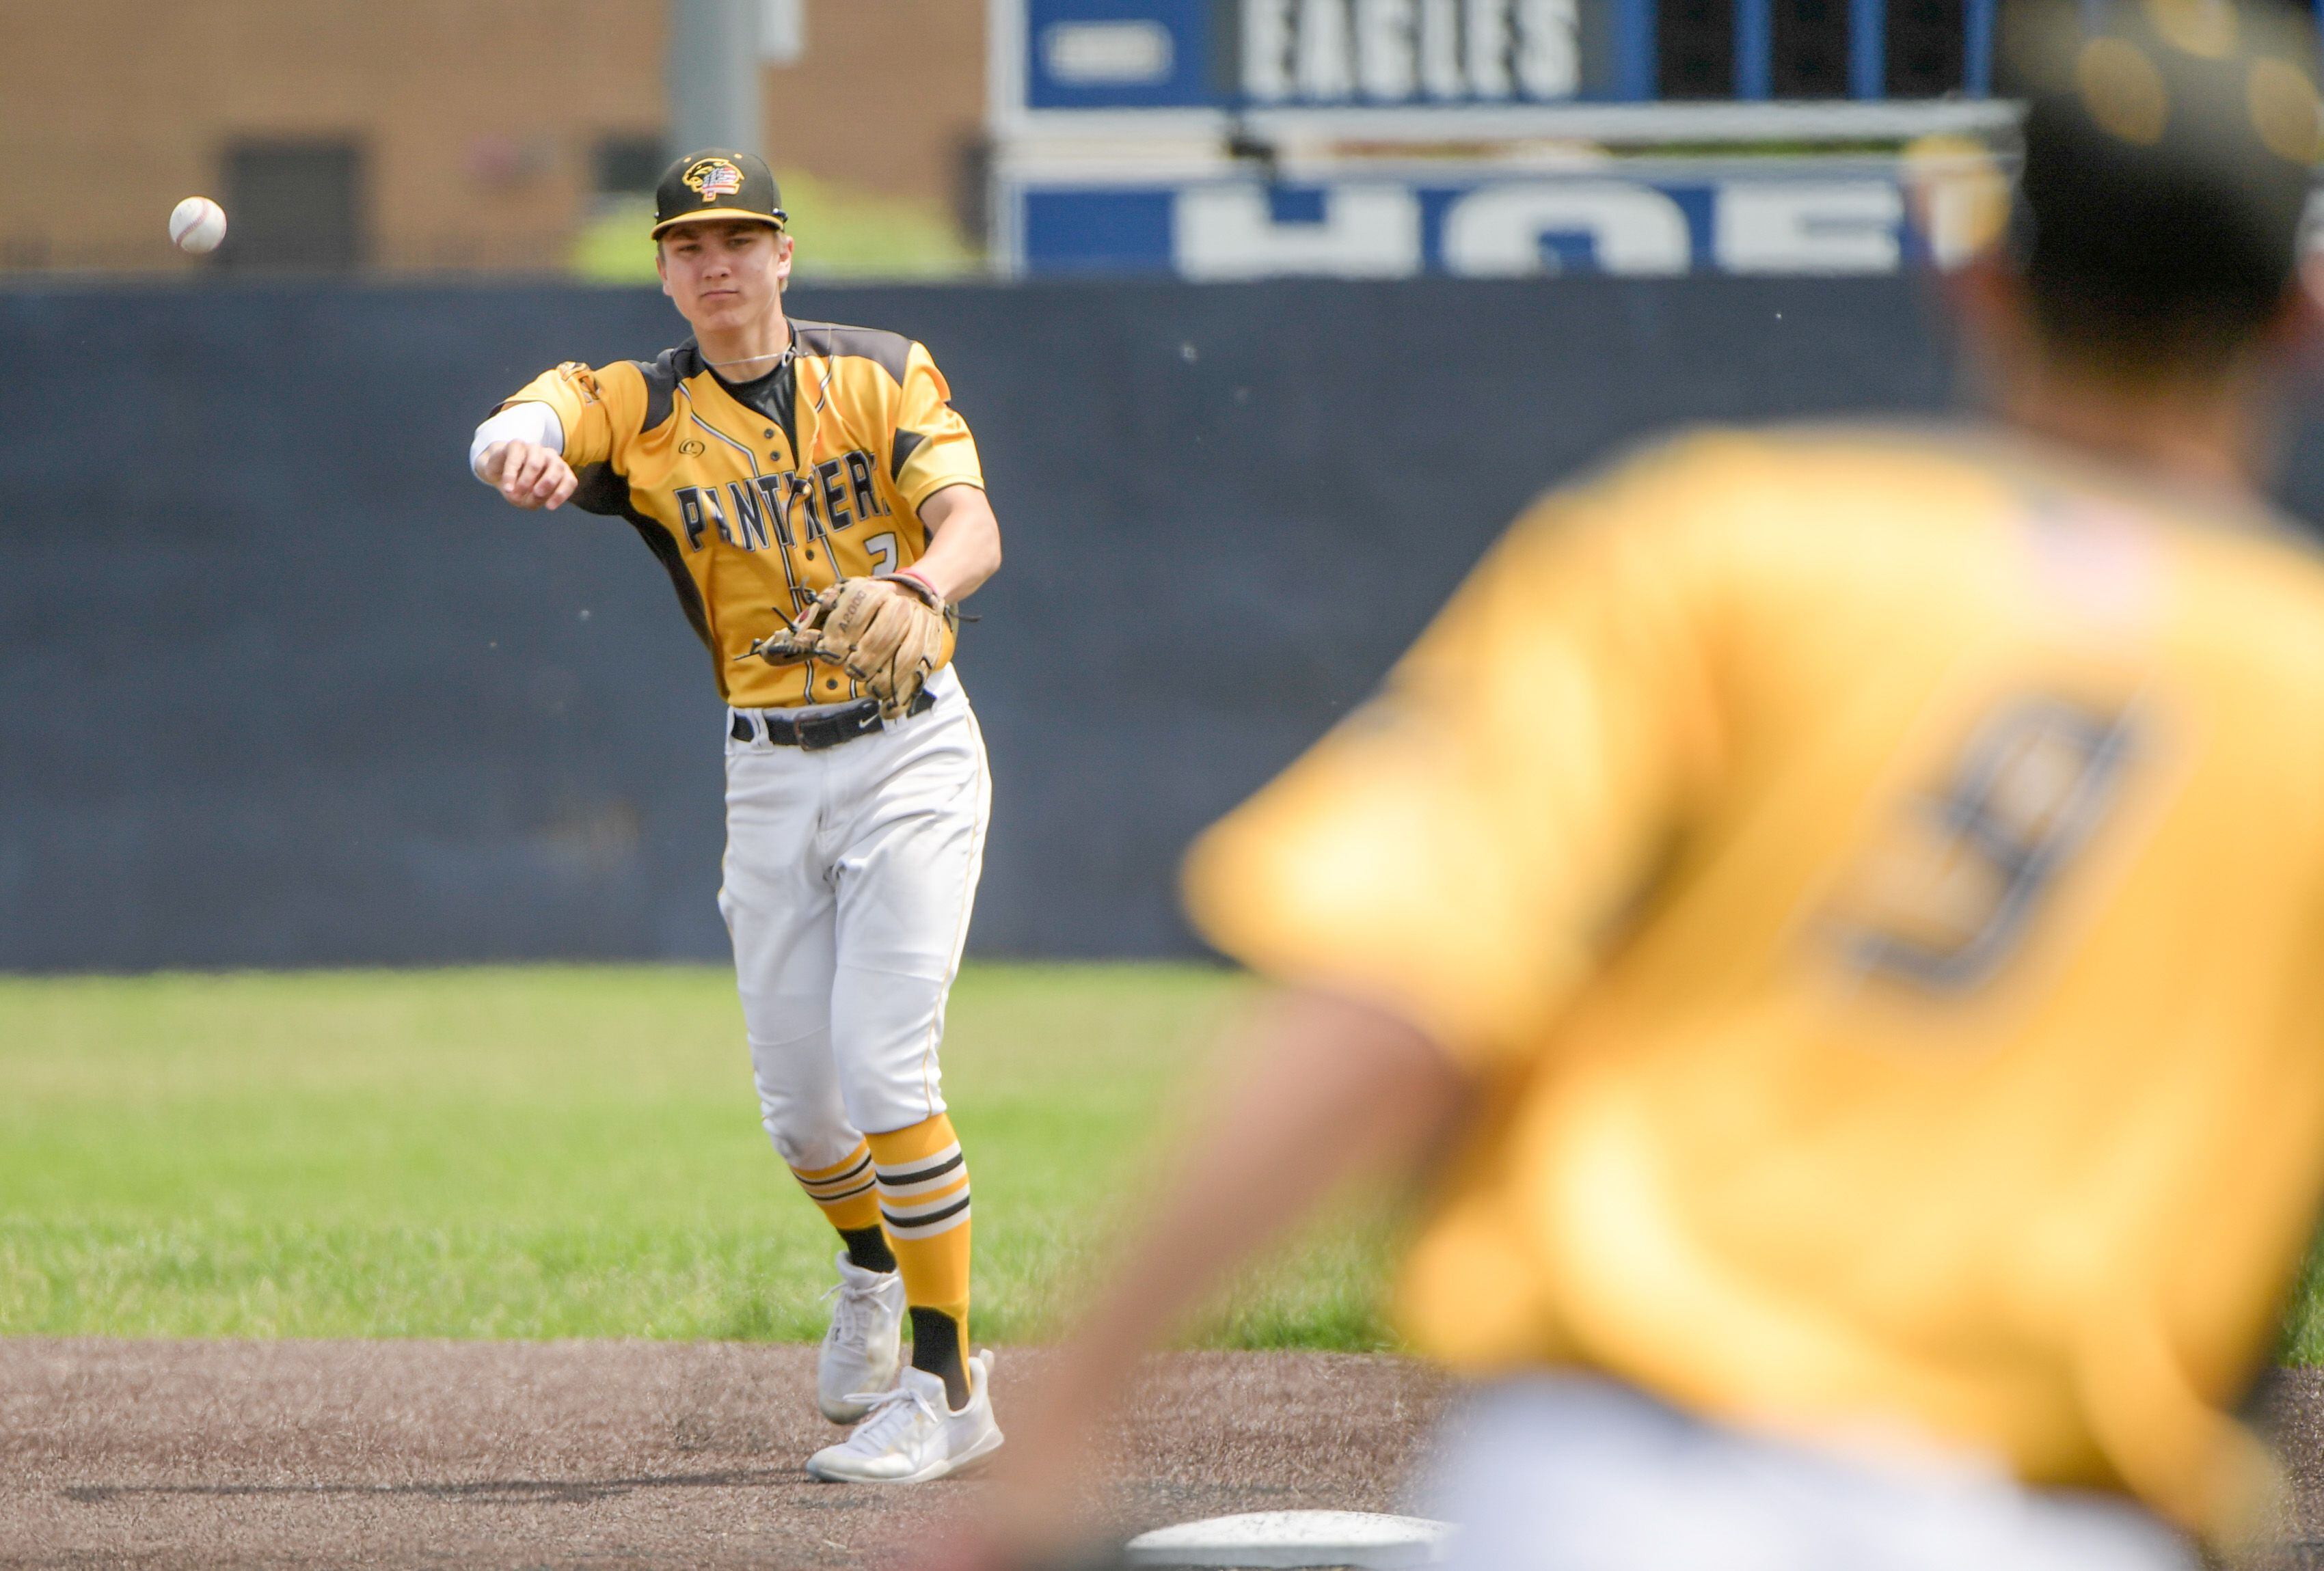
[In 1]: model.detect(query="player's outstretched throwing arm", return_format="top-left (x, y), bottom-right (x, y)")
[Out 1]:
top-left (471, 398), bottom-right (578, 511)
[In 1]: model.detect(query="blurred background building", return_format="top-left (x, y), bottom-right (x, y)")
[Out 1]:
top-left (0, 0), bottom-right (986, 280)
top-left (0, 0), bottom-right (2021, 283)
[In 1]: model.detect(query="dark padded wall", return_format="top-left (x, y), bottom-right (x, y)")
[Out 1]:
top-left (0, 274), bottom-right (2152, 969)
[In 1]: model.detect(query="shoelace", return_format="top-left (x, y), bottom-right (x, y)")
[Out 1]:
top-left (819, 1277), bottom-right (880, 1348)
top-left (837, 1381), bottom-right (941, 1449)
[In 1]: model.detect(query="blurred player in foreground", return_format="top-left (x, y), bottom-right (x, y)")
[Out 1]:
top-left (934, 3), bottom-right (2324, 1566)
top-left (471, 152), bottom-right (1003, 1482)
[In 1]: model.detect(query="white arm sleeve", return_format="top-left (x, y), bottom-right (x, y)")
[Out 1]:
top-left (469, 402), bottom-right (567, 480)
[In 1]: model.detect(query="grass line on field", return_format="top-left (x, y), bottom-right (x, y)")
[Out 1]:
top-left (0, 964), bottom-right (1392, 1348)
top-left (12, 963), bottom-right (2321, 1363)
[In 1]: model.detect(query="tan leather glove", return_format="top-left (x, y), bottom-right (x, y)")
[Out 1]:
top-left (743, 573), bottom-right (958, 720)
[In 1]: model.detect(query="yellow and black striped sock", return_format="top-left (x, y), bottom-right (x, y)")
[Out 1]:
top-left (790, 1142), bottom-right (884, 1238)
top-left (866, 1113), bottom-right (972, 1407)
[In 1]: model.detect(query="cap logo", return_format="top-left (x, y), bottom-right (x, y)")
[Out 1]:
top-left (683, 158), bottom-right (745, 201)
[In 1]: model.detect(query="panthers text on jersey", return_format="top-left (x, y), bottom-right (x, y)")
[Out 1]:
top-left (501, 321), bottom-right (984, 708)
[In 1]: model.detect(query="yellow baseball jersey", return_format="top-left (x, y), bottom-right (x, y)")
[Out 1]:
top-left (1185, 425), bottom-right (2324, 1533)
top-left (501, 322), bottom-right (984, 707)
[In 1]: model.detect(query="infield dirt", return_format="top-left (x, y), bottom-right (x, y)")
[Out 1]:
top-left (8, 1341), bottom-right (2324, 1569)
top-left (0, 1341), bottom-right (1442, 1568)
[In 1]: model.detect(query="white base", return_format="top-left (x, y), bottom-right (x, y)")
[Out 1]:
top-left (1122, 1510), bottom-right (1453, 1569)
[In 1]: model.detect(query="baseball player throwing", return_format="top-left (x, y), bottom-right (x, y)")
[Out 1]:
top-left (470, 150), bottom-right (1001, 1484)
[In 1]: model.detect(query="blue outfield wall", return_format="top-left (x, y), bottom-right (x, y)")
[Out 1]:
top-left (0, 274), bottom-right (2306, 970)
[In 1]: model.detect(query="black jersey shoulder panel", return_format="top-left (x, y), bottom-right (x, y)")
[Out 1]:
top-left (634, 340), bottom-right (705, 433)
top-left (889, 428), bottom-right (929, 481)
top-left (788, 319), bottom-right (914, 385)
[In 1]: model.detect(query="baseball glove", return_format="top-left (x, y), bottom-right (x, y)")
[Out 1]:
top-left (744, 573), bottom-right (959, 719)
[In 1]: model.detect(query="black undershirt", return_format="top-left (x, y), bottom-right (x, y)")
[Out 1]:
top-left (707, 338), bottom-right (798, 446)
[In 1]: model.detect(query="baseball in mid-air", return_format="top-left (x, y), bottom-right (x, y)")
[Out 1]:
top-left (169, 196), bottom-right (227, 255)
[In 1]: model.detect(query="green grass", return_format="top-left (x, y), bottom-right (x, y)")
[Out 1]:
top-left (0, 964), bottom-right (1394, 1348)
top-left (23, 964), bottom-right (2313, 1363)
top-left (2282, 1254), bottom-right (2324, 1367)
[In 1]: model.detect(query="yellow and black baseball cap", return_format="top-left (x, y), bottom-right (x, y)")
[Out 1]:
top-left (2001, 0), bottom-right (2321, 350)
top-left (651, 149), bottom-right (787, 238)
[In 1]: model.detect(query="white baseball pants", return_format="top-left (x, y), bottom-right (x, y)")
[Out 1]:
top-left (1414, 1374), bottom-right (2195, 1571)
top-left (718, 665), bottom-right (990, 1173)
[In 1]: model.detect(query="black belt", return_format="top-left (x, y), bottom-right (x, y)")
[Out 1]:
top-left (730, 688), bottom-right (936, 751)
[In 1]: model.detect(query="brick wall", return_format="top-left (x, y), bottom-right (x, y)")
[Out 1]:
top-left (764, 0), bottom-right (990, 232)
top-left (0, 0), bottom-right (985, 275)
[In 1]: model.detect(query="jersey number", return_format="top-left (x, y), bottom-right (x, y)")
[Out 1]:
top-left (1830, 696), bottom-right (2138, 992)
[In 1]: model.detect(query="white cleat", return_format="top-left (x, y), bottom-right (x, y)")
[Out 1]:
top-left (816, 1251), bottom-right (906, 1423)
top-left (805, 1350), bottom-right (1003, 1484)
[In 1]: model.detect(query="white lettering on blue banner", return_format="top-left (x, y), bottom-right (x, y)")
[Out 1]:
top-left (1011, 175), bottom-right (1941, 278)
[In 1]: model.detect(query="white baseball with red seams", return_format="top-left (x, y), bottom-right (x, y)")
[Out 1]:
top-left (169, 197), bottom-right (227, 255)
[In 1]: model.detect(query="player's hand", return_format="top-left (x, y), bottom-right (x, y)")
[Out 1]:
top-left (478, 439), bottom-right (578, 510)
